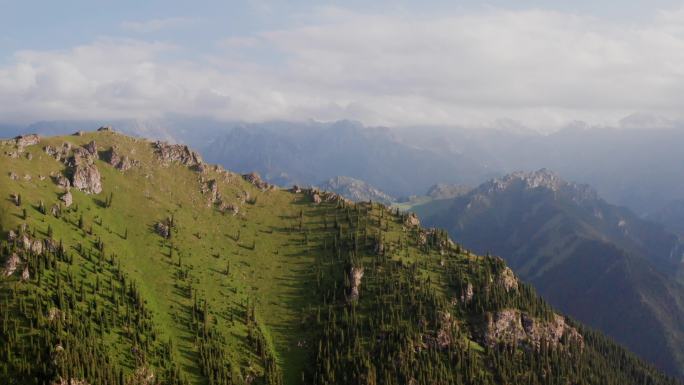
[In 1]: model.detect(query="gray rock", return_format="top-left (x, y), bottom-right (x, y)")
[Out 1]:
top-left (71, 164), bottom-right (102, 194)
top-left (14, 134), bottom-right (40, 147)
top-left (60, 191), bottom-right (73, 207)
top-left (153, 141), bottom-right (203, 167)
top-left (349, 266), bottom-right (364, 301)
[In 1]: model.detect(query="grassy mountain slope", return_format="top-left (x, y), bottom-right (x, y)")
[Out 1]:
top-left (413, 169), bottom-right (684, 377)
top-left (0, 131), bottom-right (677, 385)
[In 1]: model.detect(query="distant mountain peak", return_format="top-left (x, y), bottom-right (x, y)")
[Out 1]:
top-left (490, 168), bottom-right (564, 191)
top-left (426, 183), bottom-right (472, 199)
top-left (479, 169), bottom-right (598, 204)
top-left (319, 176), bottom-right (395, 204)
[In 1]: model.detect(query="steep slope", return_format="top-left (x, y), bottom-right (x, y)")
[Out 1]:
top-left (414, 169), bottom-right (684, 377)
top-left (318, 176), bottom-right (395, 204)
top-left (0, 133), bottom-right (676, 385)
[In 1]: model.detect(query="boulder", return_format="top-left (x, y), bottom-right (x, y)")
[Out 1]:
top-left (60, 191), bottom-right (73, 207)
top-left (155, 221), bottom-right (170, 238)
top-left (312, 193), bottom-right (322, 204)
top-left (71, 164), bottom-right (102, 194)
top-left (55, 174), bottom-right (71, 190)
top-left (48, 307), bottom-right (63, 322)
top-left (31, 239), bottom-right (43, 255)
top-left (97, 126), bottom-right (112, 132)
top-left (461, 283), bottom-right (474, 303)
top-left (21, 265), bottom-right (30, 281)
top-left (3, 253), bottom-right (20, 276)
top-left (349, 266), bottom-right (364, 301)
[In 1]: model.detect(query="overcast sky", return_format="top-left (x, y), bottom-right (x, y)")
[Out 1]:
top-left (2, 0), bottom-right (684, 130)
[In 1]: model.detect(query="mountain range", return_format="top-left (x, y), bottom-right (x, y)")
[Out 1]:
top-left (6, 118), bottom-right (684, 219)
top-left (413, 169), bottom-right (684, 377)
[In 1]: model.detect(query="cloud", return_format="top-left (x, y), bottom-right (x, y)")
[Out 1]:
top-left (121, 17), bottom-right (198, 33)
top-left (2, 7), bottom-right (684, 129)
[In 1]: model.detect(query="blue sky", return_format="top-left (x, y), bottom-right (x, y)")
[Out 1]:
top-left (2, 0), bottom-right (684, 129)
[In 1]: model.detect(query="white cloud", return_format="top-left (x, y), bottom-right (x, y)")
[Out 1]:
top-left (3, 7), bottom-right (684, 129)
top-left (121, 17), bottom-right (197, 33)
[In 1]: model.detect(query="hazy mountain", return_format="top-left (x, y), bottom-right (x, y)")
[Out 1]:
top-left (318, 176), bottom-right (395, 204)
top-left (200, 120), bottom-right (496, 197)
top-left (649, 200), bottom-right (684, 237)
top-left (426, 183), bottom-right (473, 200)
top-left (413, 169), bottom-right (684, 377)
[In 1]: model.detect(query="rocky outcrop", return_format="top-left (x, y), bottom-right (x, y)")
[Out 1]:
top-left (127, 366), bottom-right (156, 385)
top-left (349, 266), bottom-right (364, 301)
top-left (31, 239), bottom-right (43, 255)
top-left (3, 253), bottom-right (20, 276)
top-left (55, 174), bottom-right (71, 190)
top-left (242, 172), bottom-right (273, 191)
top-left (15, 134), bottom-right (40, 147)
top-left (71, 163), bottom-right (102, 194)
top-left (60, 191), bottom-right (73, 207)
top-left (405, 213), bottom-right (420, 227)
top-left (103, 146), bottom-right (133, 171)
top-left (220, 202), bottom-right (239, 216)
top-left (498, 267), bottom-right (518, 292)
top-left (153, 141), bottom-right (203, 167)
top-left (48, 307), bottom-right (64, 322)
top-left (97, 125), bottom-right (112, 132)
top-left (83, 140), bottom-right (97, 156)
top-left (44, 142), bottom-right (72, 162)
top-left (461, 283), bottom-right (474, 303)
top-left (21, 265), bottom-right (30, 281)
top-left (202, 179), bottom-right (220, 204)
top-left (484, 309), bottom-right (583, 351)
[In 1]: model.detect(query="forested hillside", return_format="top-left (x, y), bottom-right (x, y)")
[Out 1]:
top-left (414, 169), bottom-right (684, 377)
top-left (0, 130), bottom-right (676, 385)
